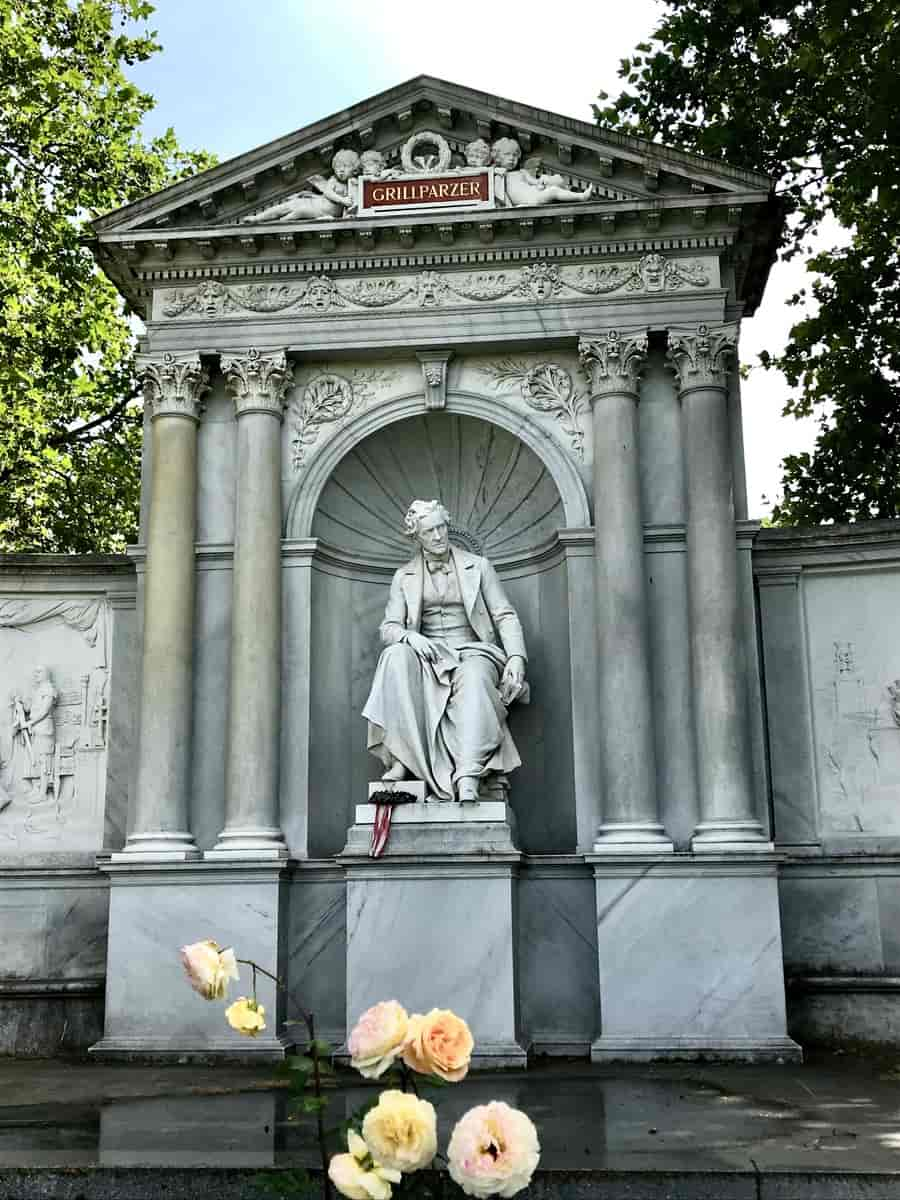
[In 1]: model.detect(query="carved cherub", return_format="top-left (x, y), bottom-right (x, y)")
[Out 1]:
top-left (464, 139), bottom-right (492, 168)
top-left (887, 679), bottom-right (900, 727)
top-left (242, 149), bottom-right (360, 223)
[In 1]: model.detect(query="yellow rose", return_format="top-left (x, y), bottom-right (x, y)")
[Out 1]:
top-left (402, 1008), bottom-right (473, 1082)
top-left (348, 1000), bottom-right (408, 1079)
top-left (361, 1090), bottom-right (437, 1173)
top-left (225, 996), bottom-right (266, 1037)
top-left (180, 939), bottom-right (239, 1000)
top-left (328, 1129), bottom-right (401, 1200)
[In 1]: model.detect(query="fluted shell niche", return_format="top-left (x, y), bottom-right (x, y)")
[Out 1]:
top-left (311, 413), bottom-right (564, 562)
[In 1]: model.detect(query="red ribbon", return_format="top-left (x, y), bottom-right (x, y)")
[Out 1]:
top-left (370, 802), bottom-right (394, 858)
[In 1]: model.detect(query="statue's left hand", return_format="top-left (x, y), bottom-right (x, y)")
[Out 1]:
top-left (500, 655), bottom-right (527, 706)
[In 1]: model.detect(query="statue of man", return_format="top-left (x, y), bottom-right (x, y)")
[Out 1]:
top-left (14, 666), bottom-right (57, 795)
top-left (362, 500), bottom-right (528, 803)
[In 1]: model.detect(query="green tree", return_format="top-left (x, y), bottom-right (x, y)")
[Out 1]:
top-left (595, 0), bottom-right (900, 525)
top-left (0, 0), bottom-right (214, 552)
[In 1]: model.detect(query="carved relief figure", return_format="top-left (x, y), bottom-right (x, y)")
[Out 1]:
top-left (243, 149), bottom-right (360, 223)
top-left (464, 139), bottom-right (492, 168)
top-left (491, 139), bottom-right (593, 207)
top-left (888, 679), bottom-right (900, 728)
top-left (12, 666), bottom-right (58, 797)
top-left (362, 500), bottom-right (528, 803)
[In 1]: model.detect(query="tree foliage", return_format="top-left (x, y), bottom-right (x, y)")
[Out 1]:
top-left (595, 0), bottom-right (900, 524)
top-left (0, 0), bottom-right (214, 552)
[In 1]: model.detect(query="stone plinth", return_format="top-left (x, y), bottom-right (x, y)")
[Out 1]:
top-left (342, 801), bottom-right (525, 1067)
top-left (587, 853), bottom-right (802, 1063)
top-left (90, 861), bottom-right (291, 1060)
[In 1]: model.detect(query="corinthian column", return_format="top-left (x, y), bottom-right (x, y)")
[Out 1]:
top-left (579, 332), bottom-right (672, 851)
top-left (667, 324), bottom-right (767, 849)
top-left (120, 353), bottom-right (209, 859)
top-left (209, 349), bottom-right (292, 858)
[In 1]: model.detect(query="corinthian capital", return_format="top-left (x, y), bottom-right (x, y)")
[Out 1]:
top-left (137, 353), bottom-right (210, 421)
top-left (666, 323), bottom-right (738, 393)
top-left (221, 348), bottom-right (293, 419)
top-left (578, 329), bottom-right (649, 399)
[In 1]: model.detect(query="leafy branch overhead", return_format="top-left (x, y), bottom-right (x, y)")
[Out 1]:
top-left (0, 0), bottom-right (215, 552)
top-left (595, 0), bottom-right (900, 524)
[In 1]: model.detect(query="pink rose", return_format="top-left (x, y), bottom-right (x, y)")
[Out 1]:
top-left (180, 939), bottom-right (239, 1000)
top-left (448, 1102), bottom-right (540, 1198)
top-left (348, 1000), bottom-right (408, 1079)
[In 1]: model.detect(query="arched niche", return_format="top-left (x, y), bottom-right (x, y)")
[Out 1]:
top-left (296, 411), bottom-right (582, 858)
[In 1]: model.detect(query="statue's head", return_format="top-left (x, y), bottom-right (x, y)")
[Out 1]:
top-left (32, 665), bottom-right (50, 686)
top-left (404, 499), bottom-right (451, 558)
top-left (359, 149), bottom-right (385, 177)
top-left (331, 149), bottom-right (361, 181)
top-left (464, 139), bottom-right (492, 168)
top-left (523, 155), bottom-right (543, 176)
top-left (491, 138), bottom-right (521, 170)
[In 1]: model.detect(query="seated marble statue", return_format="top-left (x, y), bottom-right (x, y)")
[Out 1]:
top-left (242, 149), bottom-right (360, 223)
top-left (491, 138), bottom-right (594, 207)
top-left (362, 500), bottom-right (528, 803)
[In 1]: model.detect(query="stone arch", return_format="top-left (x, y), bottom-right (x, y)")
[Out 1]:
top-left (284, 390), bottom-right (591, 539)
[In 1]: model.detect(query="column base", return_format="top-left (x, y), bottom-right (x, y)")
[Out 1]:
top-left (593, 822), bottom-right (674, 854)
top-left (206, 826), bottom-right (289, 860)
top-left (89, 1032), bottom-right (293, 1062)
top-left (692, 819), bottom-right (772, 853)
top-left (591, 1035), bottom-right (802, 1064)
top-left (111, 831), bottom-right (201, 862)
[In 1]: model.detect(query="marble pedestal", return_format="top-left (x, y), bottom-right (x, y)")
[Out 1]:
top-left (588, 854), bottom-right (802, 1063)
top-left (90, 861), bottom-right (291, 1060)
top-left (342, 801), bottom-right (525, 1067)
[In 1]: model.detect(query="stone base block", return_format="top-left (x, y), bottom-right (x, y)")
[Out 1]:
top-left (588, 854), bottom-right (801, 1063)
top-left (344, 801), bottom-right (517, 855)
top-left (345, 860), bottom-right (524, 1068)
top-left (91, 861), bottom-right (291, 1061)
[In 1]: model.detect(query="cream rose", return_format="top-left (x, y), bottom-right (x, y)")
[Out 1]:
top-left (328, 1130), bottom-right (401, 1200)
top-left (180, 939), bottom-right (239, 1000)
top-left (225, 995), bottom-right (266, 1037)
top-left (348, 1000), bottom-right (408, 1079)
top-left (361, 1090), bottom-right (437, 1173)
top-left (448, 1102), bottom-right (540, 1198)
top-left (402, 1008), bottom-right (473, 1082)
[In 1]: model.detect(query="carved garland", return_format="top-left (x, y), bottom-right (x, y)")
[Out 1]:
top-left (289, 366), bottom-right (398, 469)
top-left (159, 254), bottom-right (711, 320)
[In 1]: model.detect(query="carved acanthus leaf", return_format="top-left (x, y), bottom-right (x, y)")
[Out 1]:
top-left (222, 348), bottom-right (293, 418)
top-left (666, 323), bottom-right (738, 392)
top-left (478, 360), bottom-right (587, 459)
top-left (137, 353), bottom-right (210, 421)
top-left (579, 330), bottom-right (649, 398)
top-left (289, 366), bottom-right (398, 470)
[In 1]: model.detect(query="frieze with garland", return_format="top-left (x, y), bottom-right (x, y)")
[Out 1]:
top-left (156, 253), bottom-right (711, 321)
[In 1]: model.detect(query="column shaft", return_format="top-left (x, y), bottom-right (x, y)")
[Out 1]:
top-left (580, 332), bottom-right (672, 851)
top-left (121, 354), bottom-right (208, 859)
top-left (668, 325), bottom-right (767, 849)
top-left (211, 349), bottom-right (292, 857)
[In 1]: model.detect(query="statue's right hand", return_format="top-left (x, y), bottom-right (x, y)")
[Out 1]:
top-left (405, 632), bottom-right (438, 662)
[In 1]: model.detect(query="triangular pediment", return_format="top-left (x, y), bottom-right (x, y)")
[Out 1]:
top-left (94, 75), bottom-right (772, 237)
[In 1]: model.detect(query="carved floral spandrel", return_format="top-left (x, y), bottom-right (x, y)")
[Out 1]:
top-left (158, 254), bottom-right (710, 320)
top-left (289, 366), bottom-right (398, 470)
top-left (478, 360), bottom-right (587, 459)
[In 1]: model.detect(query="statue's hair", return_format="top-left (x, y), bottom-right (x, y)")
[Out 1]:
top-left (359, 149), bottom-right (384, 170)
top-left (465, 138), bottom-right (491, 161)
top-left (332, 148), bottom-right (360, 173)
top-left (403, 499), bottom-right (450, 538)
top-left (491, 137), bottom-right (521, 166)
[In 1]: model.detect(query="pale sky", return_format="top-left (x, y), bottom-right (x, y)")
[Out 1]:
top-left (130, 0), bottom-right (819, 518)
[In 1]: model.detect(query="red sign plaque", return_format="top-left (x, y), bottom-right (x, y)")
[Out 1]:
top-left (360, 172), bottom-right (492, 214)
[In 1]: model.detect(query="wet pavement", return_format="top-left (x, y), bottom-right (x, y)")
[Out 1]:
top-left (0, 1050), bottom-right (899, 1196)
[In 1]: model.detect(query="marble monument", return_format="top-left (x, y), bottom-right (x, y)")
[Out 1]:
top-left (4, 77), bottom-right (900, 1061)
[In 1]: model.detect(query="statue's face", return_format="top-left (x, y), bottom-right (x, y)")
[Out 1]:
top-left (493, 145), bottom-right (520, 170)
top-left (416, 512), bottom-right (449, 558)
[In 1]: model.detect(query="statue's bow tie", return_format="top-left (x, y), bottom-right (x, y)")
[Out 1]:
top-left (425, 558), bottom-right (452, 575)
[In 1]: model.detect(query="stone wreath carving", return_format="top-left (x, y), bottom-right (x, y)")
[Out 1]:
top-left (478, 360), bottom-right (587, 460)
top-left (159, 255), bottom-right (710, 321)
top-left (400, 130), bottom-right (453, 174)
top-left (289, 366), bottom-right (398, 469)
